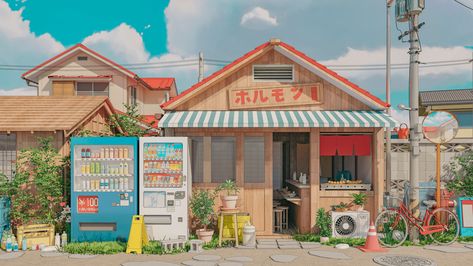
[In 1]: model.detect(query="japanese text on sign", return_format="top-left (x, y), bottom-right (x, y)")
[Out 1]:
top-left (77, 195), bottom-right (99, 213)
top-left (229, 83), bottom-right (322, 109)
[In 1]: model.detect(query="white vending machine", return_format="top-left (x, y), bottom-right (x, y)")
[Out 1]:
top-left (139, 137), bottom-right (190, 240)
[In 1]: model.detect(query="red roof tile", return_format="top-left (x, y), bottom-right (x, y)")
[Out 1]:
top-left (162, 40), bottom-right (388, 109)
top-left (141, 78), bottom-right (175, 90)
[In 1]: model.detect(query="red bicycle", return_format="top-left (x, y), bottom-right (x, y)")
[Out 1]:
top-left (375, 185), bottom-right (459, 247)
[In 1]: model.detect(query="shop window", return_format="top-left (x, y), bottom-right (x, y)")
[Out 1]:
top-left (253, 64), bottom-right (293, 81)
top-left (451, 111), bottom-right (473, 128)
top-left (244, 136), bottom-right (265, 183)
top-left (190, 137), bottom-right (204, 183)
top-left (0, 133), bottom-right (16, 181)
top-left (211, 137), bottom-right (236, 183)
top-left (76, 82), bottom-right (109, 96)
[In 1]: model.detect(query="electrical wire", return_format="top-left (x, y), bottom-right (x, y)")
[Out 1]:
top-left (454, 0), bottom-right (473, 11)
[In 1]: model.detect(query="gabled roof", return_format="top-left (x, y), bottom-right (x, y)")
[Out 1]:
top-left (162, 40), bottom-right (389, 110)
top-left (420, 88), bottom-right (473, 106)
top-left (22, 44), bottom-right (136, 81)
top-left (0, 96), bottom-right (117, 135)
top-left (141, 78), bottom-right (175, 90)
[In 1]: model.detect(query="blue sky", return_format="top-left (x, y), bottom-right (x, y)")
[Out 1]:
top-left (1, 0), bottom-right (472, 122)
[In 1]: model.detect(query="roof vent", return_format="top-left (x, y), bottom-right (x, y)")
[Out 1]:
top-left (253, 64), bottom-right (293, 81)
top-left (77, 56), bottom-right (88, 61)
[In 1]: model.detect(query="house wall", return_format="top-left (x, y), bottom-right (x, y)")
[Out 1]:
top-left (176, 49), bottom-right (370, 111)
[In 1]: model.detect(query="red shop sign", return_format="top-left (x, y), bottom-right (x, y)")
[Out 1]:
top-left (77, 195), bottom-right (99, 213)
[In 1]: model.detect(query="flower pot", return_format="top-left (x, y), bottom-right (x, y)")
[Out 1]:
top-left (221, 195), bottom-right (238, 209)
top-left (320, 236), bottom-right (330, 243)
top-left (196, 229), bottom-right (214, 243)
top-left (356, 205), bottom-right (364, 211)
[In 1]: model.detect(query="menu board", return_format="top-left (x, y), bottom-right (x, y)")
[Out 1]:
top-left (143, 143), bottom-right (183, 188)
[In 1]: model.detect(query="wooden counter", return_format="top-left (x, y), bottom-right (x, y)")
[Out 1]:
top-left (284, 179), bottom-right (311, 233)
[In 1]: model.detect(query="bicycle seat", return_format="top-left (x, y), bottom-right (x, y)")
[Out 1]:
top-left (423, 200), bottom-right (437, 208)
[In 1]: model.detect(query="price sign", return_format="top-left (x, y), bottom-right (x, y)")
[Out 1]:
top-left (77, 195), bottom-right (99, 213)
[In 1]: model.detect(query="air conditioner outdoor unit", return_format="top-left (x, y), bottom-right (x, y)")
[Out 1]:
top-left (331, 211), bottom-right (370, 238)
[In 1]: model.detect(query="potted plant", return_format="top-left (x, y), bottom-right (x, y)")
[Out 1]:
top-left (350, 192), bottom-right (367, 211)
top-left (216, 179), bottom-right (240, 209)
top-left (330, 202), bottom-right (351, 212)
top-left (190, 190), bottom-right (216, 242)
top-left (316, 208), bottom-right (331, 243)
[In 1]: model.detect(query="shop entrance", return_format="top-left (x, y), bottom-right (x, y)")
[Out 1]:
top-left (272, 132), bottom-right (310, 234)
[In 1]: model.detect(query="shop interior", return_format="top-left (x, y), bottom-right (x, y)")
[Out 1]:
top-left (271, 133), bottom-right (373, 234)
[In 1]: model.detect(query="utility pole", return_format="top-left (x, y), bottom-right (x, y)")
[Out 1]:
top-left (198, 51), bottom-right (204, 82)
top-left (408, 10), bottom-right (422, 242)
top-left (385, 0), bottom-right (394, 196)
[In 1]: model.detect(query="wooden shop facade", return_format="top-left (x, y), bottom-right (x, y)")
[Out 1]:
top-left (158, 39), bottom-right (397, 236)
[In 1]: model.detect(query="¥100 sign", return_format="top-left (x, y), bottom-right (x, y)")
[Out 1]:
top-left (77, 195), bottom-right (99, 213)
top-left (228, 83), bottom-right (323, 109)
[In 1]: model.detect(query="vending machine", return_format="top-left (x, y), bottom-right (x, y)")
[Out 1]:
top-left (139, 137), bottom-right (190, 241)
top-left (71, 137), bottom-right (138, 242)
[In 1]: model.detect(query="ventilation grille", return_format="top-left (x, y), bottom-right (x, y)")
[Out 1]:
top-left (77, 56), bottom-right (88, 61)
top-left (334, 215), bottom-right (356, 236)
top-left (253, 65), bottom-right (293, 81)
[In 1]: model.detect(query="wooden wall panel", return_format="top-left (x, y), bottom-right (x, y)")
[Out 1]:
top-left (176, 49), bottom-right (370, 111)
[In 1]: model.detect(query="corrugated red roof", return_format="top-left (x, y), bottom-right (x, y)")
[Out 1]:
top-left (162, 40), bottom-right (388, 109)
top-left (141, 78), bottom-right (175, 90)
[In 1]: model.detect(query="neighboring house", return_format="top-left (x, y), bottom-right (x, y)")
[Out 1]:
top-left (0, 96), bottom-right (119, 180)
top-left (420, 88), bottom-right (473, 139)
top-left (21, 44), bottom-right (178, 117)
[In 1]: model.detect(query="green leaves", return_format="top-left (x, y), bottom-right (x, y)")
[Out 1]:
top-left (62, 241), bottom-right (126, 254)
top-left (446, 151), bottom-right (473, 196)
top-left (215, 179), bottom-right (239, 196)
top-left (350, 192), bottom-right (367, 206)
top-left (189, 190), bottom-right (216, 229)
top-left (316, 208), bottom-right (331, 237)
top-left (109, 104), bottom-right (157, 137)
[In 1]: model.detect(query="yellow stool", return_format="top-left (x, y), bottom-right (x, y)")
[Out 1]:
top-left (218, 209), bottom-right (239, 247)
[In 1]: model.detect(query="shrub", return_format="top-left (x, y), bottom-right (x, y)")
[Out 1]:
top-left (62, 241), bottom-right (126, 254)
top-left (189, 190), bottom-right (216, 230)
top-left (316, 208), bottom-right (331, 237)
top-left (446, 151), bottom-right (473, 196)
top-left (215, 179), bottom-right (239, 196)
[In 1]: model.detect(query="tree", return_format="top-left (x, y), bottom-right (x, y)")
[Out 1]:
top-left (109, 104), bottom-right (158, 137)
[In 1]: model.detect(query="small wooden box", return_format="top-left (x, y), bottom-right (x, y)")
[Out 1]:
top-left (16, 224), bottom-right (55, 248)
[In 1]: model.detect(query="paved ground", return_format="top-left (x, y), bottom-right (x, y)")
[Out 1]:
top-left (2, 243), bottom-right (473, 266)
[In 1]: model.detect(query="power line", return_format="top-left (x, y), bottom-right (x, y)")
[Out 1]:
top-left (454, 0), bottom-right (473, 11)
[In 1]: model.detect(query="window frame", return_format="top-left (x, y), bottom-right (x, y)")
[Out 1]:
top-left (130, 86), bottom-right (137, 106)
top-left (190, 137), bottom-right (204, 184)
top-left (252, 64), bottom-right (294, 82)
top-left (0, 133), bottom-right (16, 181)
top-left (76, 82), bottom-right (109, 97)
top-left (244, 136), bottom-right (265, 184)
top-left (210, 136), bottom-right (236, 183)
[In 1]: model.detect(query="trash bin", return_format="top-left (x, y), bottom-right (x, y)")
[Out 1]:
top-left (242, 222), bottom-right (256, 247)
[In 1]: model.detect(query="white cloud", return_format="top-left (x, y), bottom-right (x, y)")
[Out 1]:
top-left (0, 87), bottom-right (36, 96)
top-left (320, 46), bottom-right (472, 80)
top-left (83, 23), bottom-right (149, 63)
top-left (0, 0), bottom-right (64, 93)
top-left (391, 109), bottom-right (409, 125)
top-left (241, 7), bottom-right (278, 29)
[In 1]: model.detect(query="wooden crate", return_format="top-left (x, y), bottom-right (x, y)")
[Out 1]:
top-left (16, 224), bottom-right (54, 248)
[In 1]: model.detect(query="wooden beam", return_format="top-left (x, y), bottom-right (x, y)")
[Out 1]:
top-left (310, 128), bottom-right (320, 230)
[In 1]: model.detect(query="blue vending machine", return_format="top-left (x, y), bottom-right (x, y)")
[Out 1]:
top-left (71, 137), bottom-right (138, 242)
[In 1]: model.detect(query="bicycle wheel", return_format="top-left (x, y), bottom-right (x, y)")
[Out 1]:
top-left (427, 208), bottom-right (459, 245)
top-left (375, 210), bottom-right (408, 247)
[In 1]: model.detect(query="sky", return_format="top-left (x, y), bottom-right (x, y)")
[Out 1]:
top-left (1, 0), bottom-right (472, 123)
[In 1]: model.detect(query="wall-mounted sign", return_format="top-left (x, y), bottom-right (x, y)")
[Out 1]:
top-left (229, 83), bottom-right (322, 109)
top-left (77, 195), bottom-right (99, 213)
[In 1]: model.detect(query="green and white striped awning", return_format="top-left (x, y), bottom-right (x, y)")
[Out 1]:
top-left (158, 110), bottom-right (398, 128)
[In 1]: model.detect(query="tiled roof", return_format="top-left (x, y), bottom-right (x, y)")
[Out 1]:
top-left (0, 96), bottom-right (114, 132)
top-left (141, 78), bottom-right (175, 90)
top-left (420, 89), bottom-right (473, 106)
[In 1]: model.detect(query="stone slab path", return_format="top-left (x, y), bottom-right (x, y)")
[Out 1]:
top-left (69, 254), bottom-right (98, 259)
top-left (308, 250), bottom-right (351, 260)
top-left (0, 251), bottom-right (25, 260)
top-left (270, 254), bottom-right (298, 263)
top-left (373, 255), bottom-right (437, 266)
top-left (254, 239), bottom-right (323, 249)
top-left (224, 257), bottom-right (253, 262)
top-left (122, 262), bottom-right (180, 266)
top-left (181, 260), bottom-right (217, 266)
top-left (192, 255), bottom-right (222, 261)
top-left (424, 245), bottom-right (473, 253)
top-left (40, 251), bottom-right (68, 257)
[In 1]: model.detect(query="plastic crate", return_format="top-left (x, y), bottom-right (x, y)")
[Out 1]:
top-left (16, 224), bottom-right (55, 248)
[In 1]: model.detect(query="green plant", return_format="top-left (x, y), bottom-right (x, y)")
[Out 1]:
top-left (315, 208), bottom-right (331, 237)
top-left (446, 151), bottom-right (473, 196)
top-left (142, 241), bottom-right (189, 254)
top-left (109, 104), bottom-right (157, 137)
top-left (293, 233), bottom-right (320, 242)
top-left (350, 192), bottom-right (367, 206)
top-left (62, 241), bottom-right (126, 254)
top-left (189, 190), bottom-right (216, 230)
top-left (330, 202), bottom-right (351, 211)
top-left (215, 179), bottom-right (239, 196)
top-left (0, 137), bottom-right (65, 227)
